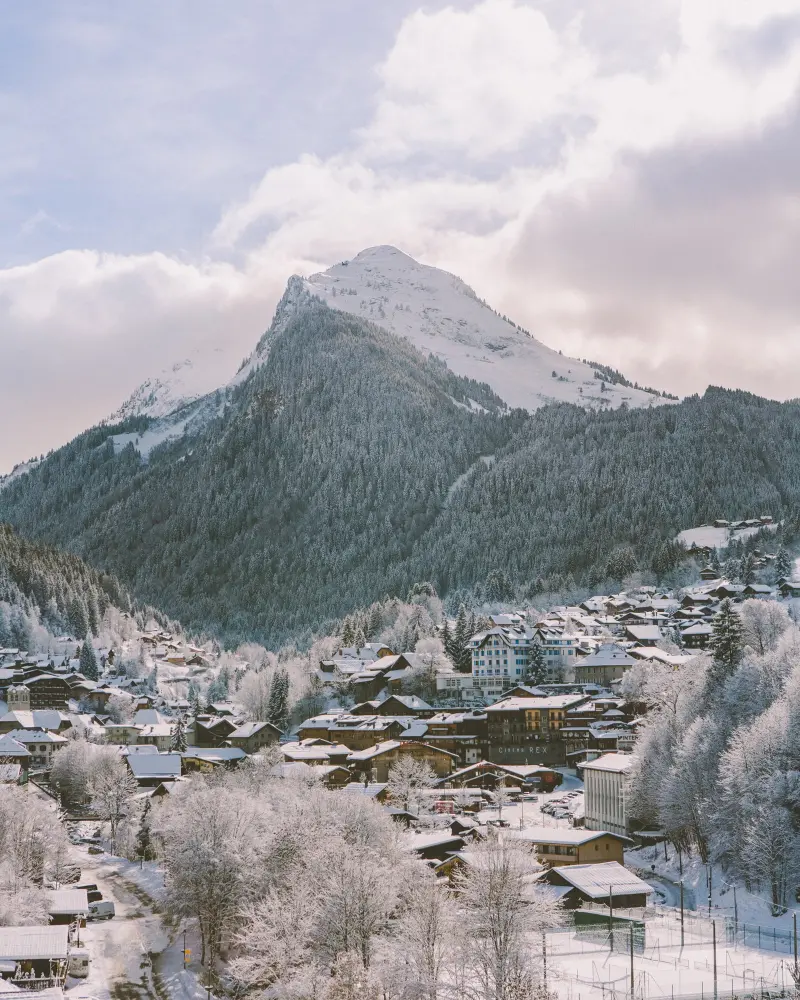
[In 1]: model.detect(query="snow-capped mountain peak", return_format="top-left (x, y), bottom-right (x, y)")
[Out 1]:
top-left (112, 351), bottom-right (229, 421)
top-left (304, 245), bottom-right (673, 411)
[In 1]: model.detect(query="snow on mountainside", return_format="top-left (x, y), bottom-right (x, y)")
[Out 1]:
top-left (112, 351), bottom-right (230, 420)
top-left (305, 245), bottom-right (674, 411)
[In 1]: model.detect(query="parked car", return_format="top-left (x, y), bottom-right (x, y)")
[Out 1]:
top-left (519, 794), bottom-right (539, 802)
top-left (88, 900), bottom-right (115, 921)
top-left (88, 845), bottom-right (104, 855)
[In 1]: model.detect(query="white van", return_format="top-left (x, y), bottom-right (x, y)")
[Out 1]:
top-left (69, 949), bottom-right (91, 978)
top-left (88, 900), bottom-right (115, 921)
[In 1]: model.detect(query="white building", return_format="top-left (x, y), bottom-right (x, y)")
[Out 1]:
top-left (469, 626), bottom-right (534, 698)
top-left (579, 752), bottom-right (635, 837)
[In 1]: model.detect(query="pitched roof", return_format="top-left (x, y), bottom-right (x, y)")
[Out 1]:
top-left (546, 861), bottom-right (652, 899)
top-left (577, 643), bottom-right (637, 669)
top-left (229, 721), bottom-right (281, 739)
top-left (0, 735), bottom-right (30, 758)
top-left (48, 889), bottom-right (89, 916)
top-left (127, 753), bottom-right (182, 779)
top-left (513, 828), bottom-right (631, 846)
top-left (0, 925), bottom-right (70, 961)
top-left (348, 740), bottom-right (457, 761)
top-left (0, 710), bottom-right (68, 731)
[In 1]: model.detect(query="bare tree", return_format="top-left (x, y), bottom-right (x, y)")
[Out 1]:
top-left (90, 749), bottom-right (138, 855)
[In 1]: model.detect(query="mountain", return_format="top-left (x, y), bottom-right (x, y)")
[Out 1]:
top-left (111, 245), bottom-right (673, 432)
top-left (2, 267), bottom-right (799, 645)
top-left (304, 246), bottom-right (673, 411)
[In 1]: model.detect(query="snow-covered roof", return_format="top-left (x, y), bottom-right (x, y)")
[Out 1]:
top-left (342, 782), bottom-right (389, 798)
top-left (348, 740), bottom-right (457, 761)
top-left (577, 643), bottom-right (637, 668)
top-left (486, 695), bottom-right (587, 712)
top-left (0, 710), bottom-right (68, 731)
top-left (127, 753), bottom-right (182, 779)
top-left (578, 752), bottom-right (635, 774)
top-left (6, 729), bottom-right (68, 746)
top-left (0, 735), bottom-right (30, 758)
top-left (133, 708), bottom-right (166, 725)
top-left (513, 828), bottom-right (630, 846)
top-left (229, 721), bottom-right (280, 739)
top-left (0, 925), bottom-right (69, 960)
top-left (547, 861), bottom-right (652, 899)
top-left (48, 889), bottom-right (89, 916)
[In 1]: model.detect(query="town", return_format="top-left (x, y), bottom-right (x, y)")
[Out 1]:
top-left (1, 520), bottom-right (800, 1000)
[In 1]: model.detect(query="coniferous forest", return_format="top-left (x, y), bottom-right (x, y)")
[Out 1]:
top-left (3, 293), bottom-right (800, 644)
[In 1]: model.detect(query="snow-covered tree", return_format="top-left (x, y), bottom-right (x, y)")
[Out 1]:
top-left (387, 757), bottom-right (437, 814)
top-left (79, 635), bottom-right (99, 680)
top-left (170, 716), bottom-right (188, 752)
top-left (90, 749), bottom-right (138, 854)
top-left (739, 598), bottom-right (790, 655)
top-left (708, 599), bottom-right (745, 685)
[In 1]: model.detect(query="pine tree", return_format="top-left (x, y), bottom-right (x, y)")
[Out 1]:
top-left (741, 553), bottom-right (757, 585)
top-left (267, 667), bottom-right (290, 731)
top-left (169, 716), bottom-right (187, 752)
top-left (136, 799), bottom-right (153, 863)
top-left (189, 685), bottom-right (201, 718)
top-left (441, 619), bottom-right (453, 660)
top-left (0, 607), bottom-right (11, 648)
top-left (526, 641), bottom-right (546, 685)
top-left (9, 608), bottom-right (32, 651)
top-left (775, 546), bottom-right (793, 580)
top-left (79, 635), bottom-right (99, 680)
top-left (67, 597), bottom-right (89, 640)
top-left (709, 598), bottom-right (744, 684)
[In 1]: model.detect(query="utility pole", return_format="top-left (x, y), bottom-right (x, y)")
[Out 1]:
top-left (183, 929), bottom-right (187, 970)
top-left (733, 886), bottom-right (738, 927)
top-left (609, 886), bottom-right (614, 952)
top-left (713, 920), bottom-right (718, 1000)
top-left (630, 926), bottom-right (635, 999)
top-left (794, 912), bottom-right (798, 982)
top-left (680, 881), bottom-right (685, 948)
top-left (542, 930), bottom-right (547, 987)
top-left (708, 865), bottom-right (712, 918)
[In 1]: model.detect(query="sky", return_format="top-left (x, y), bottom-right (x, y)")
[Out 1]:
top-left (3, 0), bottom-right (800, 471)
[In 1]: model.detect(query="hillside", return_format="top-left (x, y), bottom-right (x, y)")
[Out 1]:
top-left (2, 282), bottom-right (800, 645)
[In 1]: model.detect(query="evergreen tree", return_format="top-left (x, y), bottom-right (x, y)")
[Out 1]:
top-left (79, 635), bottom-right (99, 680)
top-left (741, 553), bottom-right (757, 585)
top-left (453, 605), bottom-right (469, 673)
top-left (9, 608), bottom-right (32, 651)
top-left (0, 607), bottom-right (11, 648)
top-left (441, 618), bottom-right (453, 660)
top-left (189, 685), bottom-right (201, 718)
top-left (367, 604), bottom-right (383, 639)
top-left (267, 667), bottom-right (290, 731)
top-left (709, 598), bottom-right (744, 684)
top-left (67, 597), bottom-right (89, 640)
top-left (169, 716), bottom-right (187, 752)
top-left (136, 799), bottom-right (154, 863)
top-left (526, 641), bottom-right (546, 685)
top-left (775, 546), bottom-right (793, 580)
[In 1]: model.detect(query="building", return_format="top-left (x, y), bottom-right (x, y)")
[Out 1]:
top-left (514, 828), bottom-right (630, 867)
top-left (8, 730), bottom-right (68, 770)
top-left (0, 925), bottom-right (70, 986)
top-left (348, 740), bottom-right (457, 782)
top-left (47, 889), bottom-right (89, 926)
top-left (227, 721), bottom-right (282, 753)
top-left (538, 861), bottom-right (652, 909)
top-left (484, 694), bottom-right (590, 765)
top-left (126, 752), bottom-right (183, 787)
top-left (469, 626), bottom-right (536, 699)
top-left (0, 734), bottom-right (31, 780)
top-left (575, 644), bottom-right (637, 686)
top-left (0, 710), bottom-right (72, 735)
top-left (579, 753), bottom-right (634, 837)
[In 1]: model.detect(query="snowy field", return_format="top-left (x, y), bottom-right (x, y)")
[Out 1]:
top-left (677, 524), bottom-right (777, 550)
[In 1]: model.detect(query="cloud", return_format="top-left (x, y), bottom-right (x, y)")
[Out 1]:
top-left (4, 0), bottom-right (800, 471)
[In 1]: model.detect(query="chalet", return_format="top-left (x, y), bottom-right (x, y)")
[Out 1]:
top-left (681, 622), bottom-right (712, 649)
top-left (742, 584), bottom-right (775, 598)
top-left (8, 673), bottom-right (72, 710)
top-left (227, 720), bottom-right (282, 753)
top-left (190, 716), bottom-right (239, 748)
top-left (181, 747), bottom-right (246, 772)
top-left (623, 626), bottom-right (662, 647)
top-left (538, 861), bottom-right (652, 909)
top-left (348, 740), bottom-right (457, 782)
top-left (514, 828), bottom-right (631, 867)
top-left (372, 695), bottom-right (435, 717)
top-left (405, 831), bottom-right (466, 862)
top-left (0, 734), bottom-right (31, 779)
top-left (0, 709), bottom-right (71, 735)
top-left (699, 566), bottom-right (718, 581)
top-left (779, 580), bottom-right (800, 598)
top-left (341, 781), bottom-right (391, 804)
top-left (8, 730), bottom-right (68, 770)
top-left (575, 644), bottom-right (636, 686)
top-left (281, 739), bottom-right (353, 766)
top-left (126, 752), bottom-right (182, 787)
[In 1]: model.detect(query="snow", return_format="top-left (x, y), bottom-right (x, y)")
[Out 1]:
top-left (111, 353), bottom-right (230, 421)
top-left (0, 459), bottom-right (41, 491)
top-left (303, 246), bottom-right (675, 413)
top-left (677, 523), bottom-right (777, 549)
top-left (110, 415), bottom-right (193, 462)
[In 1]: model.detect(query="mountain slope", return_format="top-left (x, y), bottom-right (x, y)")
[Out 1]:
top-left (304, 245), bottom-right (674, 411)
top-left (2, 292), bottom-right (799, 646)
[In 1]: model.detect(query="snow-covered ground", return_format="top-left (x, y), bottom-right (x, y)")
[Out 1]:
top-left (112, 354), bottom-right (231, 422)
top-left (304, 246), bottom-right (673, 414)
top-left (677, 523), bottom-right (777, 550)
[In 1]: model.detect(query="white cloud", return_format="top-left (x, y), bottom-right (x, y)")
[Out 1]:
top-left (4, 0), bottom-right (800, 471)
